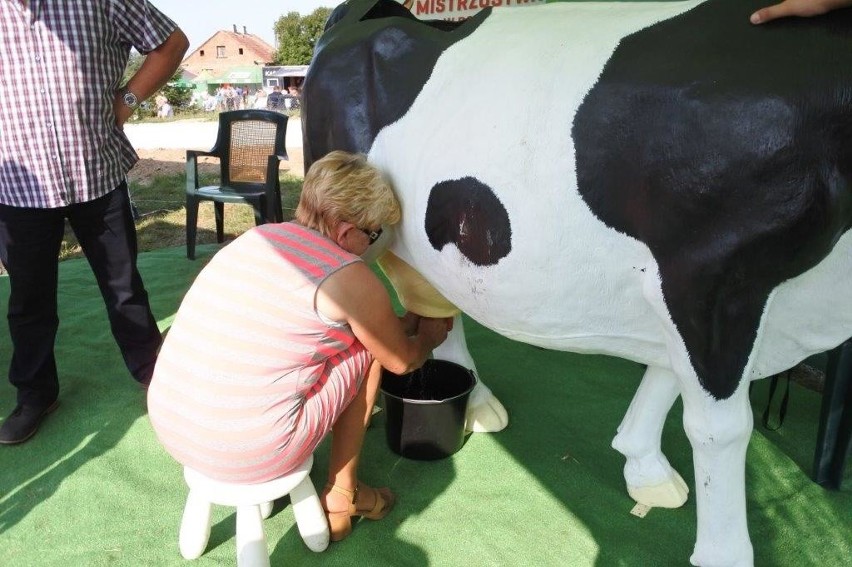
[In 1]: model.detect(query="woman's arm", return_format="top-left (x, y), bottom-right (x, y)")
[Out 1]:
top-left (317, 263), bottom-right (451, 375)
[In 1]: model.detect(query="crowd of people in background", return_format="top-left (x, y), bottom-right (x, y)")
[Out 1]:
top-left (189, 82), bottom-right (302, 114)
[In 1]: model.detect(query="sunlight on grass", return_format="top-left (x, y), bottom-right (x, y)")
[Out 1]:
top-left (58, 172), bottom-right (303, 261)
top-left (0, 433), bottom-right (98, 507)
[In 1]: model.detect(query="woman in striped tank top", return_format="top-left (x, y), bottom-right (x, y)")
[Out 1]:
top-left (147, 151), bottom-right (452, 542)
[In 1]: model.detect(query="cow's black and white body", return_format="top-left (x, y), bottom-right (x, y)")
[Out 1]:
top-left (302, 1), bottom-right (852, 565)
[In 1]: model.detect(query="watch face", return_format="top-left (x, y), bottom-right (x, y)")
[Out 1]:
top-left (123, 91), bottom-right (138, 108)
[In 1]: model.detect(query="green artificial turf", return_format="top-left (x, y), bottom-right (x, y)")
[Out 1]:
top-left (0, 244), bottom-right (849, 565)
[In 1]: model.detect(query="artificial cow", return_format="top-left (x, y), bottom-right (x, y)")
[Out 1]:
top-left (301, 0), bottom-right (852, 565)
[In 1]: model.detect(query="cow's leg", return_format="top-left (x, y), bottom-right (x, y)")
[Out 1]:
top-left (611, 365), bottom-right (689, 508)
top-left (432, 314), bottom-right (509, 433)
top-left (679, 379), bottom-right (754, 567)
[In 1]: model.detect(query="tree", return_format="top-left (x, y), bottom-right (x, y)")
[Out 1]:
top-left (161, 73), bottom-right (193, 109)
top-left (122, 52), bottom-right (146, 85)
top-left (273, 7), bottom-right (332, 65)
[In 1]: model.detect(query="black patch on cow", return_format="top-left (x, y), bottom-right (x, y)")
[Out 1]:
top-left (573, 0), bottom-right (852, 399)
top-left (301, 0), bottom-right (490, 168)
top-left (425, 177), bottom-right (512, 266)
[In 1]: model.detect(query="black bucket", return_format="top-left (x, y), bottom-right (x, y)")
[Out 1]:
top-left (380, 359), bottom-right (476, 460)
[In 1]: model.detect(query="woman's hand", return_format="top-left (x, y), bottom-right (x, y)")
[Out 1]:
top-left (399, 311), bottom-right (421, 336)
top-left (750, 0), bottom-right (851, 24)
top-left (416, 317), bottom-right (453, 350)
top-left (399, 312), bottom-right (454, 342)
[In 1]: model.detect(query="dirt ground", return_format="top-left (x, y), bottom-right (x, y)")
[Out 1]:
top-left (129, 147), bottom-right (306, 184)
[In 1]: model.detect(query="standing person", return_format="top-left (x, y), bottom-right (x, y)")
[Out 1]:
top-left (267, 85), bottom-right (285, 111)
top-left (215, 86), bottom-right (226, 110)
top-left (157, 100), bottom-right (174, 118)
top-left (252, 88), bottom-right (268, 109)
top-left (224, 84), bottom-right (238, 110)
top-left (147, 151), bottom-right (452, 542)
top-left (0, 0), bottom-right (189, 445)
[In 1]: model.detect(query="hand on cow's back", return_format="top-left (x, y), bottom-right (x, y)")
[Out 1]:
top-left (750, 0), bottom-right (851, 24)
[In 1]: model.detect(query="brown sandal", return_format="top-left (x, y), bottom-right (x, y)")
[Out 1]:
top-left (323, 483), bottom-right (396, 541)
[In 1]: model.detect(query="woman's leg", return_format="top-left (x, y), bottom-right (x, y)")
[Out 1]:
top-left (323, 358), bottom-right (387, 513)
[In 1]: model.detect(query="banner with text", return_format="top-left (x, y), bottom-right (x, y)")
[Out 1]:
top-left (399, 0), bottom-right (547, 22)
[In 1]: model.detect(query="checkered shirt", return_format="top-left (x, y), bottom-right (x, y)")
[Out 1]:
top-left (0, 0), bottom-right (177, 208)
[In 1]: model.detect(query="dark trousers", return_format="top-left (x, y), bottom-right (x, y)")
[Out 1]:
top-left (0, 183), bottom-right (162, 408)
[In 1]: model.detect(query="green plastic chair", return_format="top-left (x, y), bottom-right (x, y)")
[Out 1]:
top-left (185, 109), bottom-right (289, 259)
top-left (813, 338), bottom-right (851, 490)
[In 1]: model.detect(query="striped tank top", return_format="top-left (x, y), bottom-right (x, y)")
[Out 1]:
top-left (147, 222), bottom-right (363, 483)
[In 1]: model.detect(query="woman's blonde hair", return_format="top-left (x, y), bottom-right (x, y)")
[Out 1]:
top-left (295, 151), bottom-right (401, 237)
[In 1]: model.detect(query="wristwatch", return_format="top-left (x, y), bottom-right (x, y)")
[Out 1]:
top-left (119, 87), bottom-right (139, 110)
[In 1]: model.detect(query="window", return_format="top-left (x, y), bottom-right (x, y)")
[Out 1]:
top-left (216, 46), bottom-right (225, 58)
top-left (200, 50), bottom-right (205, 56)
top-left (238, 48), bottom-right (244, 55)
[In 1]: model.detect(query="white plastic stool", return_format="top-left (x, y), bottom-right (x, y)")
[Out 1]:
top-left (178, 455), bottom-right (329, 566)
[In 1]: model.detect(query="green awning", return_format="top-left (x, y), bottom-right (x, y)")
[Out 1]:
top-left (190, 69), bottom-right (214, 84)
top-left (206, 66), bottom-right (263, 85)
top-left (168, 78), bottom-right (194, 88)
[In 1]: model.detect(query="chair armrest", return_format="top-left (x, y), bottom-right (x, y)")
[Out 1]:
top-left (265, 154), bottom-right (289, 186)
top-left (186, 149), bottom-right (217, 160)
top-left (264, 154), bottom-right (290, 223)
top-left (186, 149), bottom-right (219, 191)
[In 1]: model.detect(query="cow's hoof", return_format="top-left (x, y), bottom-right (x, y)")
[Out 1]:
top-left (690, 541), bottom-right (754, 567)
top-left (465, 394), bottom-right (508, 433)
top-left (627, 470), bottom-right (689, 508)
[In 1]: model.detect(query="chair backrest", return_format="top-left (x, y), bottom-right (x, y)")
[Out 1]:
top-left (211, 110), bottom-right (289, 191)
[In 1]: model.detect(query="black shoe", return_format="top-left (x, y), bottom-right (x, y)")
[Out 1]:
top-left (0, 400), bottom-right (59, 445)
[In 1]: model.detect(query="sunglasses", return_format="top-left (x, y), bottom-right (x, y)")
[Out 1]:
top-left (360, 227), bottom-right (383, 245)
